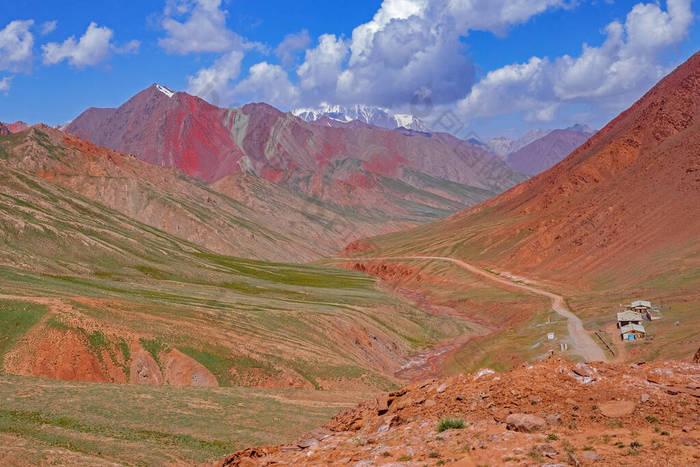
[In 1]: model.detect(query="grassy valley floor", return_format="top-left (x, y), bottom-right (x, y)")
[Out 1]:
top-left (0, 374), bottom-right (364, 465)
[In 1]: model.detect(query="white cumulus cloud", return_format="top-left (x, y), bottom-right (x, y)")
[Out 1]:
top-left (187, 49), bottom-right (245, 105)
top-left (187, 0), bottom-right (570, 110)
top-left (0, 20), bottom-right (34, 72)
top-left (42, 22), bottom-right (140, 68)
top-left (458, 0), bottom-right (695, 123)
top-left (40, 20), bottom-right (57, 35)
top-left (159, 0), bottom-right (235, 54)
top-left (274, 30), bottom-right (311, 67)
top-left (232, 62), bottom-right (299, 107)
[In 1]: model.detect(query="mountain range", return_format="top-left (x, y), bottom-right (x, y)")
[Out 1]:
top-left (293, 105), bottom-right (596, 177)
top-left (292, 103), bottom-right (431, 132)
top-left (64, 85), bottom-right (525, 246)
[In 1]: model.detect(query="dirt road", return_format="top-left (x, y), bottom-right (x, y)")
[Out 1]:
top-left (341, 256), bottom-right (608, 363)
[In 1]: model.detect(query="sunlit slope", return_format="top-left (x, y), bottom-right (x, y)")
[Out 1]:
top-left (0, 142), bottom-right (469, 389)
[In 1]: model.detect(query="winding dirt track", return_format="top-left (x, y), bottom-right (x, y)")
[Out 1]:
top-left (342, 256), bottom-right (608, 363)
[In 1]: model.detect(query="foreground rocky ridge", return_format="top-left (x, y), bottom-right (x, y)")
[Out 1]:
top-left (220, 357), bottom-right (699, 466)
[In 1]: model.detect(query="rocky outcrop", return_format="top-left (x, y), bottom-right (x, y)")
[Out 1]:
top-left (130, 348), bottom-right (163, 385)
top-left (218, 358), bottom-right (700, 466)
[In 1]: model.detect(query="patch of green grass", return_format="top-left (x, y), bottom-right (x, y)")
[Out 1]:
top-left (398, 455), bottom-right (412, 461)
top-left (140, 337), bottom-right (168, 367)
top-left (45, 315), bottom-right (70, 330)
top-left (0, 300), bottom-right (47, 371)
top-left (119, 338), bottom-right (131, 362)
top-left (547, 433), bottom-right (559, 441)
top-left (437, 418), bottom-right (465, 432)
top-left (0, 373), bottom-right (361, 464)
top-left (83, 329), bottom-right (109, 351)
top-left (179, 347), bottom-right (272, 386)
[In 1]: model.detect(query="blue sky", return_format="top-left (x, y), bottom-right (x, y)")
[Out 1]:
top-left (1, 0), bottom-right (698, 139)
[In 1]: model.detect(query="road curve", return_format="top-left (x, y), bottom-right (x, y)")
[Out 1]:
top-left (339, 256), bottom-right (608, 363)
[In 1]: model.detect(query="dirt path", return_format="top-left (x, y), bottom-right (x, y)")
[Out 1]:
top-left (340, 256), bottom-right (608, 363)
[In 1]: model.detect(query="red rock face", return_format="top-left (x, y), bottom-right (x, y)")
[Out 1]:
top-left (0, 121), bottom-right (29, 134)
top-left (65, 85), bottom-right (525, 197)
top-left (507, 128), bottom-right (593, 175)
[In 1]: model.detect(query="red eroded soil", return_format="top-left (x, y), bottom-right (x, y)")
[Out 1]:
top-left (162, 349), bottom-right (218, 387)
top-left (219, 357), bottom-right (700, 466)
top-left (346, 261), bottom-right (423, 282)
top-left (4, 327), bottom-right (125, 383)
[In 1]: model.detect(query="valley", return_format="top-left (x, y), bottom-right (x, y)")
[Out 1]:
top-left (331, 256), bottom-right (607, 363)
top-left (0, 6), bottom-right (698, 463)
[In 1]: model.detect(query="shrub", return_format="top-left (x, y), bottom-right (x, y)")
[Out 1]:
top-left (437, 418), bottom-right (465, 432)
top-left (547, 433), bottom-right (559, 441)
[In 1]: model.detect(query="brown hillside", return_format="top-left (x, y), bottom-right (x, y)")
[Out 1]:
top-left (352, 52), bottom-right (700, 287)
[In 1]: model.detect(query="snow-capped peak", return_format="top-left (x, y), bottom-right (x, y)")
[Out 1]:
top-left (292, 103), bottom-right (431, 132)
top-left (155, 84), bottom-right (175, 98)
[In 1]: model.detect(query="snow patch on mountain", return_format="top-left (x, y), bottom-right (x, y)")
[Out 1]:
top-left (292, 103), bottom-right (430, 132)
top-left (155, 84), bottom-right (175, 98)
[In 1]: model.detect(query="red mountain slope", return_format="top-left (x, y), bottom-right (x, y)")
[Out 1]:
top-left (351, 52), bottom-right (700, 289)
top-left (65, 85), bottom-right (525, 216)
top-left (0, 125), bottom-right (423, 262)
top-left (507, 128), bottom-right (593, 175)
top-left (0, 121), bottom-right (29, 133)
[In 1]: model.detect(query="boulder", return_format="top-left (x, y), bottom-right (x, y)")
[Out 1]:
top-left (534, 443), bottom-right (559, 458)
top-left (505, 413), bottom-right (546, 432)
top-left (599, 400), bottom-right (635, 418)
top-left (546, 413), bottom-right (563, 426)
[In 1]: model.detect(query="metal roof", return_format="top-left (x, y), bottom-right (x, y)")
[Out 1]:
top-left (617, 311), bottom-right (643, 322)
top-left (630, 300), bottom-right (652, 308)
top-left (620, 323), bottom-right (646, 334)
